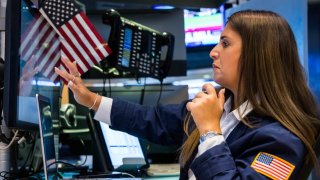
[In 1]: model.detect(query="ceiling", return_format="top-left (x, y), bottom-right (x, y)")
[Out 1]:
top-left (309, 0), bottom-right (320, 3)
top-left (78, 0), bottom-right (227, 14)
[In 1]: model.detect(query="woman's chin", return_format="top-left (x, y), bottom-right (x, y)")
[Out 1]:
top-left (213, 77), bottom-right (222, 84)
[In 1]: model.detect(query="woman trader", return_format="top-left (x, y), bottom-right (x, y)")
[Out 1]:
top-left (55, 10), bottom-right (319, 179)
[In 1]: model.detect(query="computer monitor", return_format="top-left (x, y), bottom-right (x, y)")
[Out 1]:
top-left (184, 8), bottom-right (224, 48)
top-left (96, 120), bottom-right (148, 172)
top-left (184, 8), bottom-right (225, 70)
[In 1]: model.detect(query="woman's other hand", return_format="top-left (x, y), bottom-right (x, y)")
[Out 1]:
top-left (19, 55), bottom-right (39, 96)
top-left (186, 83), bottom-right (225, 135)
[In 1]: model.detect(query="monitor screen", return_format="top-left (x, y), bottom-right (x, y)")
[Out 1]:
top-left (3, 0), bottom-right (61, 130)
top-left (184, 8), bottom-right (223, 48)
top-left (99, 122), bottom-right (147, 170)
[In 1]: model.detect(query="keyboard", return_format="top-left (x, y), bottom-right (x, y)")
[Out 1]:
top-left (146, 163), bottom-right (180, 177)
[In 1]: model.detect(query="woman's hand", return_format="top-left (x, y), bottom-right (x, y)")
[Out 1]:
top-left (54, 57), bottom-right (101, 110)
top-left (186, 83), bottom-right (225, 135)
top-left (19, 55), bottom-right (39, 96)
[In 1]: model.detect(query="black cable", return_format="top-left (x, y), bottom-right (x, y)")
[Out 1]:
top-left (108, 77), bottom-right (112, 97)
top-left (47, 160), bottom-right (79, 171)
top-left (101, 68), bottom-right (114, 98)
top-left (0, 171), bottom-right (18, 180)
top-left (0, 170), bottom-right (41, 180)
top-left (139, 77), bottom-right (147, 105)
top-left (26, 132), bottom-right (38, 176)
top-left (77, 138), bottom-right (88, 166)
top-left (28, 153), bottom-right (36, 175)
top-left (0, 134), bottom-right (10, 144)
top-left (112, 171), bottom-right (136, 178)
top-left (20, 137), bottom-right (36, 171)
top-left (28, 132), bottom-right (40, 175)
top-left (143, 77), bottom-right (147, 87)
top-left (102, 73), bottom-right (107, 97)
top-left (78, 154), bottom-right (88, 167)
top-left (2, 170), bottom-right (43, 180)
top-left (27, 173), bottom-right (42, 180)
top-left (156, 80), bottom-right (163, 104)
top-left (0, 57), bottom-right (4, 126)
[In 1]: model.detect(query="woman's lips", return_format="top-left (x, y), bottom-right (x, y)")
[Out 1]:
top-left (213, 64), bottom-right (220, 69)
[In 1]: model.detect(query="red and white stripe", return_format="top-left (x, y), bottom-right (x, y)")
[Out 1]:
top-left (20, 15), bottom-right (61, 83)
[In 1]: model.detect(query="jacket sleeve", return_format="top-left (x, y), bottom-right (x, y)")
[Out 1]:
top-left (109, 98), bottom-right (189, 145)
top-left (190, 123), bottom-right (306, 180)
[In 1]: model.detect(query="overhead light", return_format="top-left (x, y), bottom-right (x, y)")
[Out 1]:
top-left (152, 5), bottom-right (175, 10)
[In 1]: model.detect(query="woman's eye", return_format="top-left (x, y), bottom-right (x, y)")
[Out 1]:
top-left (221, 40), bottom-right (229, 48)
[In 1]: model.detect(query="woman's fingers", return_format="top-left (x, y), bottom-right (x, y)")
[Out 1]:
top-left (202, 83), bottom-right (217, 96)
top-left (193, 83), bottom-right (218, 99)
top-left (186, 102), bottom-right (192, 111)
top-left (54, 67), bottom-right (75, 82)
top-left (67, 79), bottom-right (79, 93)
top-left (25, 55), bottom-right (37, 70)
top-left (61, 56), bottom-right (74, 69)
top-left (186, 84), bottom-right (224, 120)
top-left (22, 66), bottom-right (39, 81)
top-left (61, 56), bottom-right (80, 77)
top-left (72, 61), bottom-right (81, 77)
top-left (194, 91), bottom-right (208, 98)
top-left (218, 88), bottom-right (226, 109)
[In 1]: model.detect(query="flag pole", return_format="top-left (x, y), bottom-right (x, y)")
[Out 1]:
top-left (60, 83), bottom-right (69, 105)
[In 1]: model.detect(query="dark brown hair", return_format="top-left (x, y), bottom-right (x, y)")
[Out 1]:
top-left (180, 10), bottom-right (320, 170)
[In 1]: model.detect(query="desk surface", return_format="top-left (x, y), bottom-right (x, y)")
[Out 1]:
top-left (145, 177), bottom-right (179, 180)
top-left (61, 172), bottom-right (179, 180)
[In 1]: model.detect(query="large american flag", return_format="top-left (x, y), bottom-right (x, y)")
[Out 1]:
top-left (21, 0), bottom-right (111, 83)
top-left (251, 152), bottom-right (295, 180)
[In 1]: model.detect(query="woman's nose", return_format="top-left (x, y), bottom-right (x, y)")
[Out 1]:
top-left (209, 48), bottom-right (219, 60)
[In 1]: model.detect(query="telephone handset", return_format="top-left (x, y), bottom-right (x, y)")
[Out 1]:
top-left (102, 9), bottom-right (175, 81)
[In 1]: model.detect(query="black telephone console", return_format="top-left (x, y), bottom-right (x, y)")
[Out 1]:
top-left (102, 9), bottom-right (175, 81)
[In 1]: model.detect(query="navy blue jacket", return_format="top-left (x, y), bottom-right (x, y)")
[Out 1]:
top-left (109, 98), bottom-right (306, 180)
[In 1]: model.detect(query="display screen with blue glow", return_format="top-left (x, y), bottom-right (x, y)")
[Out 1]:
top-left (121, 28), bottom-right (133, 67)
top-left (184, 9), bottom-right (223, 47)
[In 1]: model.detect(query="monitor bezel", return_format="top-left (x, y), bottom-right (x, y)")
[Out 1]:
top-left (4, 0), bottom-right (22, 129)
top-left (36, 93), bottom-right (58, 180)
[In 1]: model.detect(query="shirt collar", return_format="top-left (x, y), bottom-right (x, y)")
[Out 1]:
top-left (224, 96), bottom-right (253, 121)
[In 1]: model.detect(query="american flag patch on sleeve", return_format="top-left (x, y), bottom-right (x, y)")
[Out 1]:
top-left (251, 152), bottom-right (295, 180)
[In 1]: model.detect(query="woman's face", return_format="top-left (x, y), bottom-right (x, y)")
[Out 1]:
top-left (210, 24), bottom-right (242, 93)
